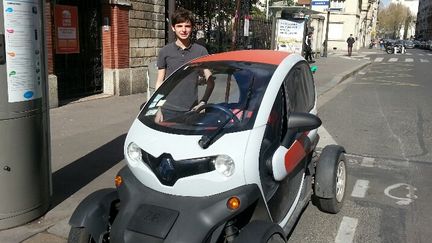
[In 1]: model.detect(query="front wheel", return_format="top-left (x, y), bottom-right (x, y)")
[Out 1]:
top-left (386, 48), bottom-right (394, 54)
top-left (68, 227), bottom-right (96, 243)
top-left (233, 221), bottom-right (286, 243)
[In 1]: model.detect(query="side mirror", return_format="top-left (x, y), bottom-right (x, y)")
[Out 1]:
top-left (287, 112), bottom-right (322, 132)
top-left (310, 65), bottom-right (318, 74)
top-left (280, 112), bottom-right (322, 148)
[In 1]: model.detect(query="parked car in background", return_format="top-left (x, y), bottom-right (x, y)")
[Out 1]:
top-left (427, 40), bottom-right (432, 50)
top-left (384, 39), bottom-right (396, 49)
top-left (413, 40), bottom-right (421, 48)
top-left (404, 40), bottom-right (414, 49)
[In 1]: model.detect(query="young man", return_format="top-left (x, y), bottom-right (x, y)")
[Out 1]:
top-left (155, 8), bottom-right (214, 122)
top-left (346, 34), bottom-right (355, 57)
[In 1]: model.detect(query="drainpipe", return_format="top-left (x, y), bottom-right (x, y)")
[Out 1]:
top-left (168, 0), bottom-right (175, 43)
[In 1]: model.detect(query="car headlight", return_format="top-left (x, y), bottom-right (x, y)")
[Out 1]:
top-left (213, 155), bottom-right (235, 177)
top-left (127, 142), bottom-right (143, 163)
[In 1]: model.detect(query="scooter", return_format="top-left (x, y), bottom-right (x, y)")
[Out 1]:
top-left (386, 44), bottom-right (406, 54)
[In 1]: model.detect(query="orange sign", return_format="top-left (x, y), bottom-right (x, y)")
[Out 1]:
top-left (54, 5), bottom-right (79, 54)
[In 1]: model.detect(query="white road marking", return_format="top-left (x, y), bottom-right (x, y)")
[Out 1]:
top-left (335, 217), bottom-right (358, 243)
top-left (418, 53), bottom-right (424, 56)
top-left (428, 53), bottom-right (432, 56)
top-left (363, 57), bottom-right (371, 60)
top-left (420, 59), bottom-right (430, 63)
top-left (351, 179), bottom-right (370, 198)
top-left (389, 58), bottom-right (398, 62)
top-left (405, 53), bottom-right (412, 56)
top-left (384, 183), bottom-right (418, 205)
top-left (374, 57), bottom-right (384, 62)
top-left (405, 58), bottom-right (414, 62)
top-left (360, 157), bottom-right (375, 167)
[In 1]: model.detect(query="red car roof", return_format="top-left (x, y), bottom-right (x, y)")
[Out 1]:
top-left (191, 50), bottom-right (291, 66)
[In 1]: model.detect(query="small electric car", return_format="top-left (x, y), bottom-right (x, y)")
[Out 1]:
top-left (68, 50), bottom-right (347, 243)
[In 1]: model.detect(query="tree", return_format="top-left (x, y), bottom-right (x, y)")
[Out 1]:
top-left (377, 3), bottom-right (413, 39)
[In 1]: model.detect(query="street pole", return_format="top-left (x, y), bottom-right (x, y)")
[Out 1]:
top-left (323, 9), bottom-right (330, 57)
top-left (266, 0), bottom-right (269, 20)
top-left (231, 0), bottom-right (241, 50)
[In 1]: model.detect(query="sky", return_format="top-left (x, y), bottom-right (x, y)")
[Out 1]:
top-left (381, 0), bottom-right (390, 7)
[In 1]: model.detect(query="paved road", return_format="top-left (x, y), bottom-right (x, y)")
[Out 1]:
top-left (289, 48), bottom-right (432, 243)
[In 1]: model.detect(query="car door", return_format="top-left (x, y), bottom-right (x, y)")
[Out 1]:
top-left (260, 62), bottom-right (315, 222)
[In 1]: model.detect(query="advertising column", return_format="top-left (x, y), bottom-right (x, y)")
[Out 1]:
top-left (0, 0), bottom-right (51, 229)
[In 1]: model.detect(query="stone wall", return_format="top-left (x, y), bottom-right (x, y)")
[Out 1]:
top-left (102, 0), bottom-right (166, 97)
top-left (128, 0), bottom-right (166, 97)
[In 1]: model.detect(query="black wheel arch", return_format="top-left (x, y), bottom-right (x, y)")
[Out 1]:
top-left (314, 145), bottom-right (346, 199)
top-left (233, 220), bottom-right (286, 243)
top-left (69, 188), bottom-right (119, 240)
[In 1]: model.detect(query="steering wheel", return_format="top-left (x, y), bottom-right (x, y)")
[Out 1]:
top-left (195, 104), bottom-right (241, 123)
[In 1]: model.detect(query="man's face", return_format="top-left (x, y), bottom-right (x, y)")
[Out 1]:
top-left (172, 21), bottom-right (192, 41)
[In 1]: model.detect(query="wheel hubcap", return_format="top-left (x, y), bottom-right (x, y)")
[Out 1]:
top-left (335, 161), bottom-right (346, 202)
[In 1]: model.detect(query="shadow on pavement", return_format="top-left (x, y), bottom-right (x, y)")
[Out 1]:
top-left (51, 134), bottom-right (126, 208)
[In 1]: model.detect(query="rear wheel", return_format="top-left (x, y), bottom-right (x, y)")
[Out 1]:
top-left (233, 221), bottom-right (286, 243)
top-left (315, 153), bottom-right (347, 214)
top-left (386, 47), bottom-right (394, 54)
top-left (68, 227), bottom-right (96, 243)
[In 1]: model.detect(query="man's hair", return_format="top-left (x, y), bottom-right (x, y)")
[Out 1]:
top-left (171, 8), bottom-right (194, 27)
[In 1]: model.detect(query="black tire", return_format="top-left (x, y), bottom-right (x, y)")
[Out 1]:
top-left (386, 48), bottom-right (394, 54)
top-left (68, 227), bottom-right (96, 243)
top-left (315, 153), bottom-right (347, 214)
top-left (233, 220), bottom-right (286, 243)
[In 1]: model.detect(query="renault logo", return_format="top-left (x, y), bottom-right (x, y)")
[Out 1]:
top-left (158, 157), bottom-right (175, 181)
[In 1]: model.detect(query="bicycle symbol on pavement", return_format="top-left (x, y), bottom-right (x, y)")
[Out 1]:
top-left (384, 183), bottom-right (418, 205)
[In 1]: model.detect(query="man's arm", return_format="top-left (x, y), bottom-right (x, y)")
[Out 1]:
top-left (200, 69), bottom-right (215, 103)
top-left (155, 69), bottom-right (166, 89)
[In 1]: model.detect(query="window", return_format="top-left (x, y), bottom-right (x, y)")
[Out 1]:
top-left (282, 62), bottom-right (315, 113)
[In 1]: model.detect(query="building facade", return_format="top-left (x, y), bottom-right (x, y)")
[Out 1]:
top-left (415, 0), bottom-right (432, 40)
top-left (312, 0), bottom-right (379, 52)
top-left (44, 0), bottom-right (166, 107)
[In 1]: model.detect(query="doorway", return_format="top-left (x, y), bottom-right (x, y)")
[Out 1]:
top-left (54, 0), bottom-right (103, 100)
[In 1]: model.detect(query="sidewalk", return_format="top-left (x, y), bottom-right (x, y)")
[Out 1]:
top-left (314, 48), bottom-right (373, 96)
top-left (0, 50), bottom-right (371, 243)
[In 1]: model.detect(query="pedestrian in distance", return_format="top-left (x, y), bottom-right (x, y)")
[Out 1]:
top-left (304, 32), bottom-right (315, 63)
top-left (346, 34), bottom-right (355, 57)
top-left (379, 38), bottom-right (384, 50)
top-left (155, 8), bottom-right (215, 122)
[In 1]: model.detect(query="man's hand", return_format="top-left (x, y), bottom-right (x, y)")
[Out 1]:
top-left (191, 101), bottom-right (206, 111)
top-left (154, 109), bottom-right (164, 122)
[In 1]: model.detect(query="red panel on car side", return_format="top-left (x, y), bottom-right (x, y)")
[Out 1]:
top-left (191, 50), bottom-right (290, 66)
top-left (284, 134), bottom-right (308, 173)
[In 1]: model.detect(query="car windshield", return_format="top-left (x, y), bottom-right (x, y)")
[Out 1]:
top-left (138, 61), bottom-right (276, 135)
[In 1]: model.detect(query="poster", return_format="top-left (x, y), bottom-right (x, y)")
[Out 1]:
top-left (275, 19), bottom-right (305, 54)
top-left (3, 0), bottom-right (43, 103)
top-left (54, 5), bottom-right (79, 54)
